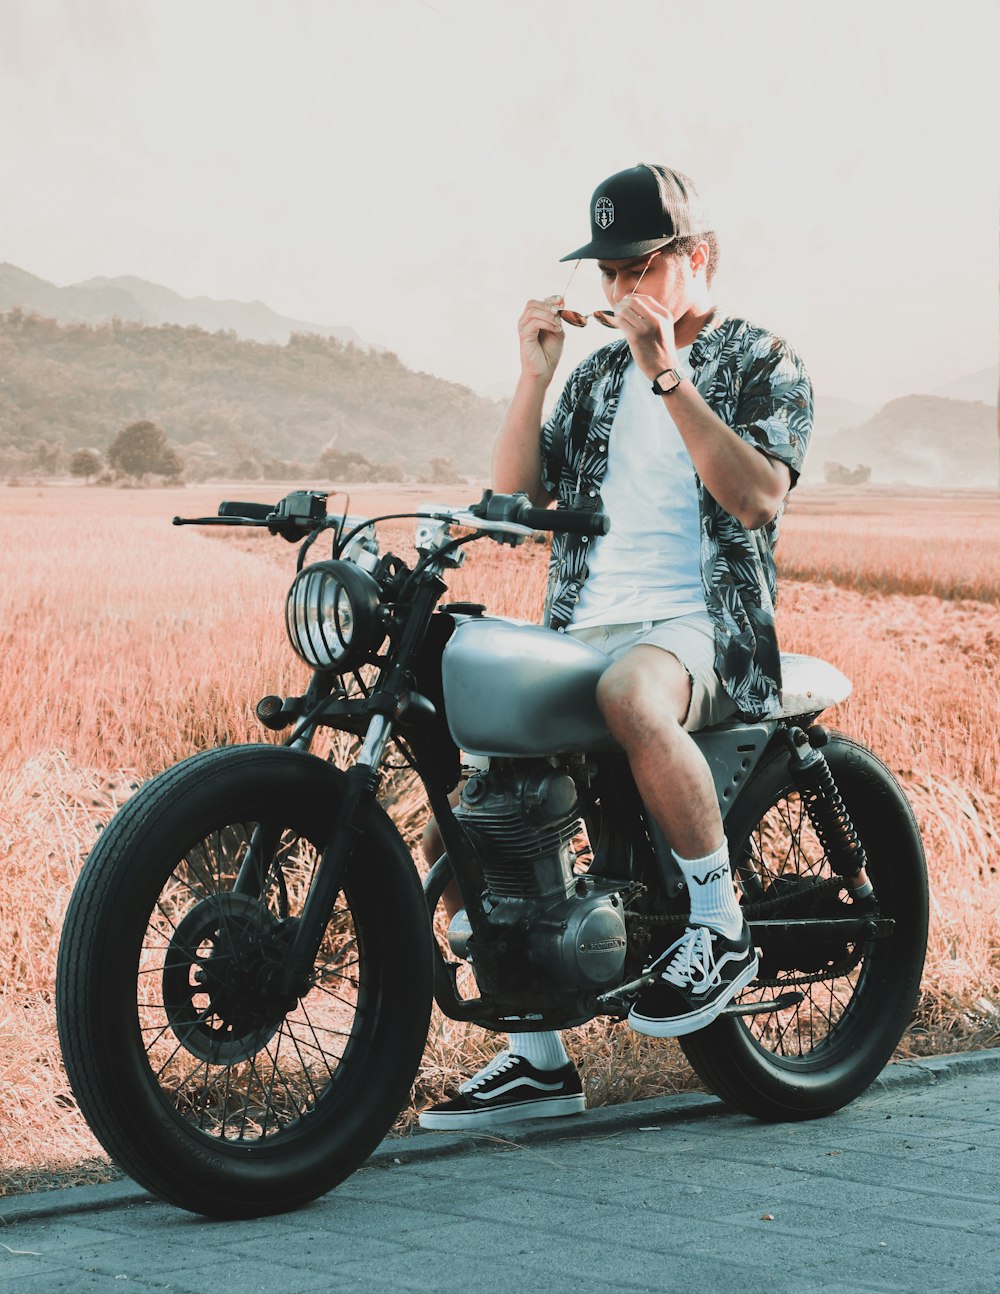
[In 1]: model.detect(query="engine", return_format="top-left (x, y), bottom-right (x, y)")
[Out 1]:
top-left (450, 760), bottom-right (628, 997)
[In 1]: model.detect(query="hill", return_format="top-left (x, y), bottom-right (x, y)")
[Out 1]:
top-left (0, 262), bottom-right (364, 347)
top-left (0, 310), bottom-right (502, 478)
top-left (931, 365), bottom-right (998, 406)
top-left (806, 393), bottom-right (876, 465)
top-left (819, 394), bottom-right (996, 488)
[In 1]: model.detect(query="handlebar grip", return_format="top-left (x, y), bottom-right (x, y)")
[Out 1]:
top-left (218, 501), bottom-right (275, 520)
top-left (519, 505), bottom-right (610, 537)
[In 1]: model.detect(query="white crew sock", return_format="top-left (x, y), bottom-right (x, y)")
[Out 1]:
top-left (673, 839), bottom-right (744, 940)
top-left (506, 1030), bottom-right (569, 1071)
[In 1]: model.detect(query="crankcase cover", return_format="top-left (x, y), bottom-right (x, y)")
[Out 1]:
top-left (530, 893), bottom-right (628, 991)
top-left (441, 618), bottom-right (615, 757)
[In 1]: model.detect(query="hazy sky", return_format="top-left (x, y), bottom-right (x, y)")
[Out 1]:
top-left (1, 0), bottom-right (997, 406)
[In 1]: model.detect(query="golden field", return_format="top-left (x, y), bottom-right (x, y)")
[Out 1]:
top-left (1, 481), bottom-right (998, 1189)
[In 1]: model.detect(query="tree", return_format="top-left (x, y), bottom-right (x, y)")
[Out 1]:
top-left (107, 421), bottom-right (185, 482)
top-left (230, 457), bottom-right (262, 480)
top-left (70, 448), bottom-right (102, 483)
top-left (31, 438), bottom-right (63, 475)
top-left (313, 446), bottom-right (369, 479)
top-left (261, 456), bottom-right (307, 481)
top-left (426, 456), bottom-right (461, 484)
top-left (823, 461), bottom-right (872, 486)
top-left (158, 445), bottom-right (183, 480)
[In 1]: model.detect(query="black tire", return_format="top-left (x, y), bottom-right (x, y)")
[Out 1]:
top-left (679, 733), bottom-right (928, 1120)
top-left (56, 744), bottom-right (433, 1218)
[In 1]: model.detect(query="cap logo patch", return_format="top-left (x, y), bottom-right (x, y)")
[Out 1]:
top-left (594, 196), bottom-right (614, 230)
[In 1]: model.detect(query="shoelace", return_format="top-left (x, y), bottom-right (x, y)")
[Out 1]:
top-left (459, 1049), bottom-right (515, 1094)
top-left (650, 925), bottom-right (724, 991)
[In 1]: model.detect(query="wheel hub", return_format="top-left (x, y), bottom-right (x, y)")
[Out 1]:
top-left (162, 893), bottom-right (300, 1064)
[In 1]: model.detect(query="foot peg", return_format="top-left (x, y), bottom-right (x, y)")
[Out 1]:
top-left (594, 971), bottom-right (658, 1012)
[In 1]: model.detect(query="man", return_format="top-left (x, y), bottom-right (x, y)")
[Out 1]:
top-left (419, 164), bottom-right (812, 1131)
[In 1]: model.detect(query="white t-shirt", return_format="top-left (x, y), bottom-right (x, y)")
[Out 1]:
top-left (571, 346), bottom-right (709, 629)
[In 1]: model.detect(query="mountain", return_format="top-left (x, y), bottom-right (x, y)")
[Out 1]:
top-left (0, 263), bottom-right (364, 348)
top-left (813, 394), bottom-right (874, 432)
top-left (0, 311), bottom-right (502, 478)
top-left (1, 261), bottom-right (995, 488)
top-left (819, 394), bottom-right (996, 488)
top-left (0, 262), bottom-right (155, 327)
top-left (807, 393), bottom-right (877, 463)
top-left (931, 365), bottom-right (998, 406)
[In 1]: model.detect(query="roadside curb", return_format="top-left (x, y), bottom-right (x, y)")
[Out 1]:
top-left (4, 1047), bottom-right (998, 1226)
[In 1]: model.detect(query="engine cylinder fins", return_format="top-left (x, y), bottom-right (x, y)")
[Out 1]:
top-left (455, 809), bottom-right (581, 861)
top-left (455, 765), bottom-right (586, 900)
top-left (455, 806), bottom-right (583, 897)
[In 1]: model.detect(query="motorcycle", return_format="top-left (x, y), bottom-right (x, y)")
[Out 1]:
top-left (56, 487), bottom-right (928, 1219)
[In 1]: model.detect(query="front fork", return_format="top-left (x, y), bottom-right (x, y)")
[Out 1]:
top-left (278, 712), bottom-right (394, 999)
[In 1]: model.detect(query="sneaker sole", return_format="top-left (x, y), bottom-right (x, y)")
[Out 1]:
top-left (627, 957), bottom-right (760, 1039)
top-left (418, 1093), bottom-right (586, 1132)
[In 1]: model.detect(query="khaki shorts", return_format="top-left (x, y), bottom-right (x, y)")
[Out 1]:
top-left (567, 613), bottom-right (737, 732)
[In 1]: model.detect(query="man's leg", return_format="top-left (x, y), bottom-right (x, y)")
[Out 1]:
top-left (595, 644), bottom-right (758, 1037)
top-left (595, 643), bottom-right (723, 858)
top-left (419, 804), bottom-right (583, 1130)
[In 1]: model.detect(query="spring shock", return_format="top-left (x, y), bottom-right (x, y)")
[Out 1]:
top-left (784, 726), bottom-right (874, 900)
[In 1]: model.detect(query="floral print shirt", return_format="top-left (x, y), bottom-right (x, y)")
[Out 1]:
top-left (539, 313), bottom-right (813, 721)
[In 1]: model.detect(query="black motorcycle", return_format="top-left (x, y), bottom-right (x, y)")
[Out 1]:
top-left (56, 488), bottom-right (928, 1218)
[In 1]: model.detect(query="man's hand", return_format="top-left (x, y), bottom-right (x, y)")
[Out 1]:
top-left (491, 297), bottom-right (563, 504)
top-left (518, 296), bottom-right (565, 383)
top-left (614, 293), bottom-right (678, 382)
top-left (615, 296), bottom-right (792, 528)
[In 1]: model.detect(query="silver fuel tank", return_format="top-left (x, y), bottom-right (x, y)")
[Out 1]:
top-left (441, 618), bottom-right (615, 757)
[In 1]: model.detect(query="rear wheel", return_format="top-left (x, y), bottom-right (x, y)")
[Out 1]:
top-left (57, 745), bottom-right (433, 1217)
top-left (680, 734), bottom-right (928, 1120)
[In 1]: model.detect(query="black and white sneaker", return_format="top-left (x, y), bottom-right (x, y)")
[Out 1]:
top-left (418, 1051), bottom-right (586, 1131)
top-left (628, 920), bottom-right (759, 1039)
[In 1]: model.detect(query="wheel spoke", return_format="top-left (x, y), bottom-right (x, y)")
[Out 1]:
top-left (279, 1021), bottom-right (324, 1111)
top-left (737, 785), bottom-right (870, 1061)
top-left (291, 1002), bottom-right (340, 1086)
top-left (135, 817), bottom-right (365, 1146)
top-left (308, 981), bottom-right (362, 1012)
top-left (286, 1015), bottom-right (353, 1042)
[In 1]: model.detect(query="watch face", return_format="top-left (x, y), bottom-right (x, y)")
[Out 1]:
top-left (653, 369), bottom-right (680, 394)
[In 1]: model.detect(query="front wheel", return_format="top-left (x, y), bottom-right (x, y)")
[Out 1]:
top-left (680, 733), bottom-right (928, 1120)
top-left (56, 744), bottom-right (433, 1217)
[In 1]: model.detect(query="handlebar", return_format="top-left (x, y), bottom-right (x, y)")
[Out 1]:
top-left (218, 500), bottom-right (274, 521)
top-left (175, 488), bottom-right (610, 546)
top-left (468, 490), bottom-right (610, 537)
top-left (516, 503), bottom-right (610, 537)
top-left (173, 491), bottom-right (329, 541)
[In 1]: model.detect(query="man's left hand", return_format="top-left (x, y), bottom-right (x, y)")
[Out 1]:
top-left (614, 293), bottom-right (678, 381)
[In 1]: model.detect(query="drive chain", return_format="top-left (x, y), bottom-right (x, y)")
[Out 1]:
top-left (625, 876), bottom-right (868, 989)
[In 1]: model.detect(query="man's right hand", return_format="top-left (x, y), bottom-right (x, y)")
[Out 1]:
top-left (518, 296), bottom-right (565, 383)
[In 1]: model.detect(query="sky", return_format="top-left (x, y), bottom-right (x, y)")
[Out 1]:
top-left (1, 0), bottom-right (997, 408)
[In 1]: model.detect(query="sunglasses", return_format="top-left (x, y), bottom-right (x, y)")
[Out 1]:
top-left (558, 305), bottom-right (618, 329)
top-left (556, 249), bottom-right (664, 329)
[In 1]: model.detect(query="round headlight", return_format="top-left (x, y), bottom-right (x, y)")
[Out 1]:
top-left (285, 560), bottom-right (382, 672)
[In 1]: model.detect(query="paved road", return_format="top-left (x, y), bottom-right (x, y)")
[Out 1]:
top-left (2, 1051), bottom-right (999, 1293)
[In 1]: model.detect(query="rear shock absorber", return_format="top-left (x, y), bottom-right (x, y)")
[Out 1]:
top-left (784, 726), bottom-right (874, 900)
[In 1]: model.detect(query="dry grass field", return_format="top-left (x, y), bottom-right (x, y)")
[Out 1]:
top-left (1, 481), bottom-right (998, 1191)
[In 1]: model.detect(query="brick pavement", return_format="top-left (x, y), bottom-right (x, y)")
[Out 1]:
top-left (2, 1051), bottom-right (998, 1293)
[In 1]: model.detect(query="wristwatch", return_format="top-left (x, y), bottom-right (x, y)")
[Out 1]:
top-left (651, 368), bottom-right (683, 396)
